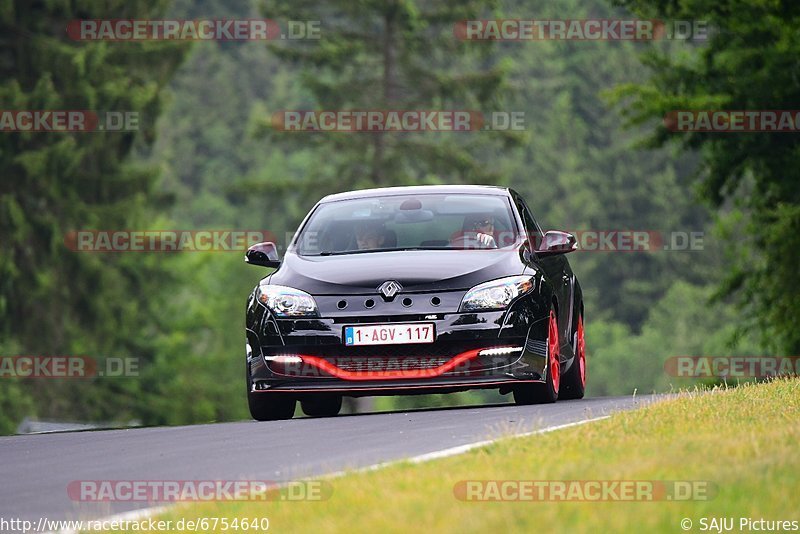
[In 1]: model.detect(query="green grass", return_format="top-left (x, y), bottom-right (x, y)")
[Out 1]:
top-left (105, 378), bottom-right (800, 533)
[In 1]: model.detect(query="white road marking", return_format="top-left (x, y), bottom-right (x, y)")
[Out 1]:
top-left (333, 414), bottom-right (610, 475)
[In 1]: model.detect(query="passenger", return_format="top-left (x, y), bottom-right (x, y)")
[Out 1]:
top-left (354, 221), bottom-right (387, 250)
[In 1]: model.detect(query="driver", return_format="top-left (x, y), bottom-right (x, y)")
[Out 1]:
top-left (453, 214), bottom-right (497, 248)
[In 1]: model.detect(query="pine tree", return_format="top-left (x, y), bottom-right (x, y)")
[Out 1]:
top-left (0, 0), bottom-right (188, 430)
top-left (260, 0), bottom-right (513, 196)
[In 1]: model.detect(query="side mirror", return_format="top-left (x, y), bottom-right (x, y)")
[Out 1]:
top-left (537, 231), bottom-right (577, 256)
top-left (245, 242), bottom-right (281, 268)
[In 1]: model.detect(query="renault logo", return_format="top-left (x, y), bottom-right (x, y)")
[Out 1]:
top-left (378, 280), bottom-right (402, 300)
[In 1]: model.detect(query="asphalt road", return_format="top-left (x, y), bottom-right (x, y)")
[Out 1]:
top-left (0, 395), bottom-right (657, 524)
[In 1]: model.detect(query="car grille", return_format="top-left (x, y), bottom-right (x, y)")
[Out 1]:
top-left (330, 314), bottom-right (441, 324)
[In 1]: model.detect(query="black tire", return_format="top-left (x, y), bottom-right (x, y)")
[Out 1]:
top-left (559, 311), bottom-right (586, 400)
top-left (513, 373), bottom-right (558, 405)
top-left (301, 395), bottom-right (343, 417)
top-left (246, 361), bottom-right (296, 420)
top-left (248, 392), bottom-right (296, 421)
top-left (513, 304), bottom-right (560, 405)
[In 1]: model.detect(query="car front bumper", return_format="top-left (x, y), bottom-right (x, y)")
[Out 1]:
top-left (246, 296), bottom-right (551, 396)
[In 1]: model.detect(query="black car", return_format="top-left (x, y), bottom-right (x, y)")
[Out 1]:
top-left (244, 185), bottom-right (586, 420)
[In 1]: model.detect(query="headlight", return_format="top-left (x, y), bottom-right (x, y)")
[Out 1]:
top-left (257, 283), bottom-right (319, 317)
top-left (459, 275), bottom-right (535, 312)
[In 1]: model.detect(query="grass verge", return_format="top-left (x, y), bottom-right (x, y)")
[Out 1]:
top-left (104, 378), bottom-right (799, 533)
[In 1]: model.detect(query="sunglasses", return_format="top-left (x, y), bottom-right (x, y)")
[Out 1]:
top-left (471, 219), bottom-right (493, 229)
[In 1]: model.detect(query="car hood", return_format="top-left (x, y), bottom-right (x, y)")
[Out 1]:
top-left (268, 249), bottom-right (526, 295)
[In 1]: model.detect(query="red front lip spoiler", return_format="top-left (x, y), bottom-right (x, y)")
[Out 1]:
top-left (296, 348), bottom-right (483, 381)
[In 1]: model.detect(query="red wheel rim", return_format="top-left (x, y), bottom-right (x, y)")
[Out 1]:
top-left (577, 315), bottom-right (586, 387)
top-left (548, 309), bottom-right (560, 393)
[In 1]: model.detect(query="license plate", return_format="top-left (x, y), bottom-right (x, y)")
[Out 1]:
top-left (344, 323), bottom-right (435, 346)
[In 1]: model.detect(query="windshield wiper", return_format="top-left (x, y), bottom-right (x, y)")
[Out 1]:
top-left (323, 248), bottom-right (400, 255)
top-left (316, 247), bottom-right (460, 256)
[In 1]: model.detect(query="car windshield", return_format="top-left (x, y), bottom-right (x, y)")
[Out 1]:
top-left (294, 193), bottom-right (519, 256)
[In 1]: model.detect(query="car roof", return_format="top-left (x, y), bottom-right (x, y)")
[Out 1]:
top-left (320, 185), bottom-right (511, 203)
